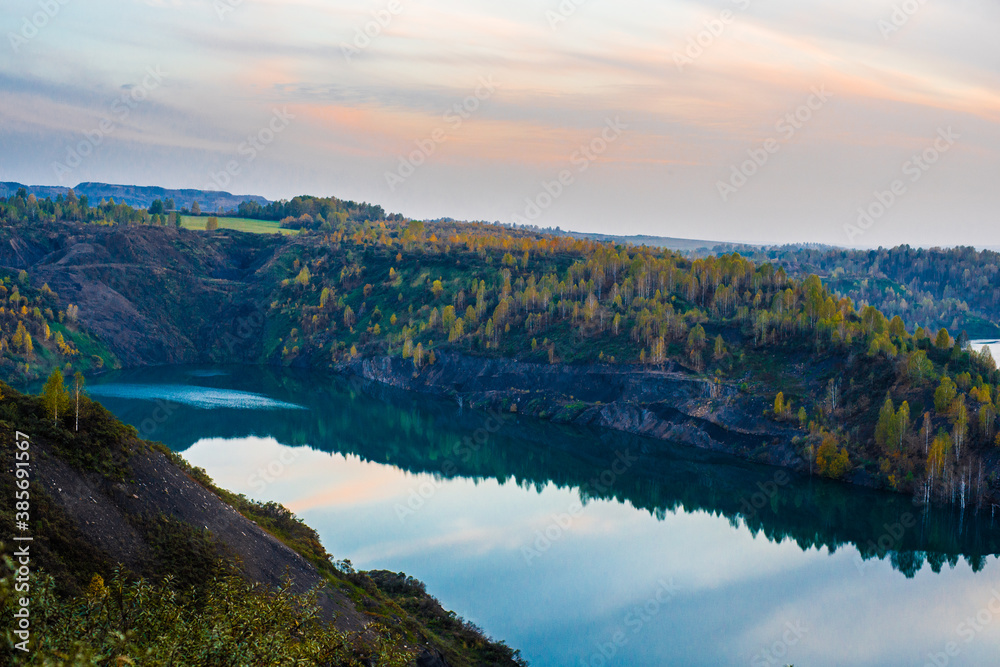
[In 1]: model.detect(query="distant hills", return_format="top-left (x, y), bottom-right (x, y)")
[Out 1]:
top-left (558, 230), bottom-right (723, 252)
top-left (0, 181), bottom-right (269, 212)
top-left (0, 181), bottom-right (812, 254)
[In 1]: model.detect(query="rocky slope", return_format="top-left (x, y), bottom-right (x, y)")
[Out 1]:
top-left (339, 351), bottom-right (805, 469)
top-left (0, 221), bottom-right (282, 366)
top-left (0, 385), bottom-right (523, 665)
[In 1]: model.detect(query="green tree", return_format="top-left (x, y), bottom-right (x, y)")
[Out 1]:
top-left (934, 376), bottom-right (957, 413)
top-left (713, 335), bottom-right (727, 361)
top-left (867, 333), bottom-right (897, 358)
top-left (888, 315), bottom-right (907, 338)
top-left (896, 401), bottom-right (910, 451)
top-left (875, 395), bottom-right (896, 451)
top-left (687, 324), bottom-right (707, 352)
top-left (687, 324), bottom-right (707, 369)
top-left (906, 350), bottom-right (933, 382)
top-left (953, 396), bottom-right (968, 459)
top-left (934, 328), bottom-right (951, 349)
top-left (441, 305), bottom-right (457, 332)
top-left (205, 216), bottom-right (219, 231)
top-left (42, 369), bottom-right (71, 424)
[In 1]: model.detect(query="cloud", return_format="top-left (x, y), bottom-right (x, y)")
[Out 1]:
top-left (2, 0), bottom-right (998, 245)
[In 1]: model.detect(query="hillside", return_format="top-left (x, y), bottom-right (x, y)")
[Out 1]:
top-left (708, 244), bottom-right (1000, 339)
top-left (558, 231), bottom-right (722, 252)
top-left (0, 182), bottom-right (268, 214)
top-left (0, 382), bottom-right (526, 665)
top-left (0, 202), bottom-right (997, 509)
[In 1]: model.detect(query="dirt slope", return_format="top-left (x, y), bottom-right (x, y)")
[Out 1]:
top-left (32, 435), bottom-right (369, 632)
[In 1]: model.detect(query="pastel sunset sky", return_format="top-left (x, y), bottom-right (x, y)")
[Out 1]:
top-left (2, 0), bottom-right (998, 246)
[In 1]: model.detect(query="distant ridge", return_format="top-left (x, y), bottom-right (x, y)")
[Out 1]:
top-left (559, 230), bottom-right (723, 252)
top-left (0, 181), bottom-right (269, 211)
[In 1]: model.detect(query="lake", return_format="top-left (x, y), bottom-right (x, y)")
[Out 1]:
top-left (972, 339), bottom-right (1000, 363)
top-left (86, 365), bottom-right (1000, 666)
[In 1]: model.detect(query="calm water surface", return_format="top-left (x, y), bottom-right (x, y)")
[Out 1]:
top-left (87, 365), bottom-right (1000, 666)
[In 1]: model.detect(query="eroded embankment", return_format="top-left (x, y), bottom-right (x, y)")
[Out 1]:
top-left (338, 351), bottom-right (806, 470)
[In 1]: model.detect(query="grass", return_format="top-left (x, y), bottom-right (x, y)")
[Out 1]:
top-left (179, 215), bottom-right (295, 235)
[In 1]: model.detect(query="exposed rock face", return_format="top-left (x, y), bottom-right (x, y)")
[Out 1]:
top-left (340, 351), bottom-right (805, 469)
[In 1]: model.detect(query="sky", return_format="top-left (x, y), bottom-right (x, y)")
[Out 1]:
top-left (1, 0), bottom-right (998, 247)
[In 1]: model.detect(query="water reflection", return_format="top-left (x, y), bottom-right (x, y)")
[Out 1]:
top-left (89, 365), bottom-right (1000, 578)
top-left (87, 365), bottom-right (1000, 666)
top-left (87, 383), bottom-right (305, 410)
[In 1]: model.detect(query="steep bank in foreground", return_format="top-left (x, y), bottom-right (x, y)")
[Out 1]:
top-left (0, 383), bottom-right (526, 665)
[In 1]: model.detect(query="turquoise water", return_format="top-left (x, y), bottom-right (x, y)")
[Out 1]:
top-left (87, 383), bottom-right (305, 411)
top-left (89, 365), bottom-right (1000, 666)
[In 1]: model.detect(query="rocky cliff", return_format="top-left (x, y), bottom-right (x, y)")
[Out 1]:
top-left (339, 351), bottom-right (806, 470)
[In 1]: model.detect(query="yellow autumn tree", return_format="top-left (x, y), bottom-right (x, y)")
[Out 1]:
top-left (816, 432), bottom-right (851, 479)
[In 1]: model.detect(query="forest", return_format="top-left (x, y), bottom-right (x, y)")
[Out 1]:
top-left (711, 243), bottom-right (1000, 339)
top-left (1, 190), bottom-right (999, 511)
top-left (260, 217), bottom-right (998, 509)
top-left (234, 195), bottom-right (405, 230)
top-left (0, 265), bottom-right (112, 381)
